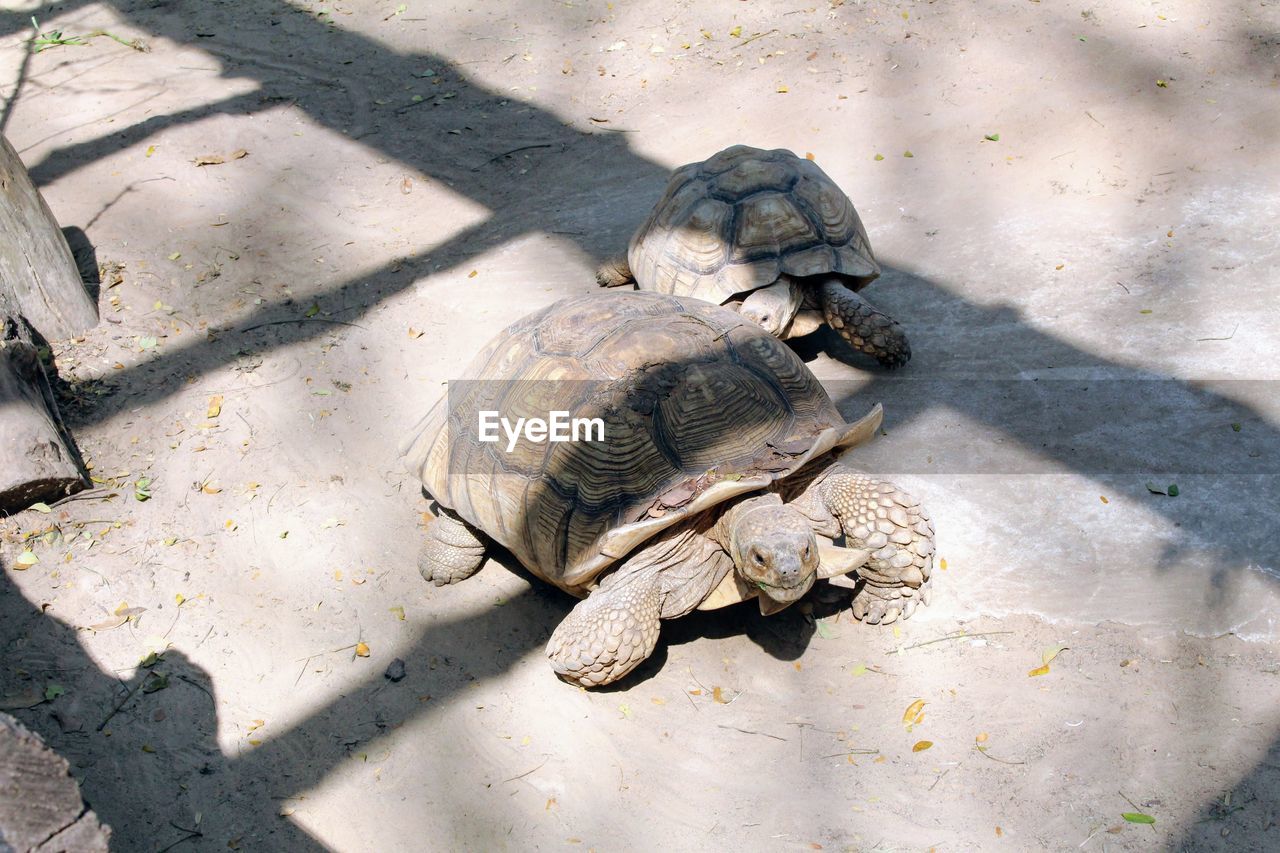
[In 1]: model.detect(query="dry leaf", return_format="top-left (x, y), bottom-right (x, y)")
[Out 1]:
top-left (975, 732), bottom-right (989, 743)
top-left (1100, 495), bottom-right (1110, 504)
top-left (1042, 645), bottom-right (1069, 665)
top-left (712, 686), bottom-right (728, 704)
top-left (207, 395), bottom-right (223, 418)
top-left (230, 149), bottom-right (248, 160)
top-left (873, 755), bottom-right (886, 764)
top-left (355, 642), bottom-right (371, 657)
top-left (912, 740), bottom-right (933, 752)
top-left (902, 699), bottom-right (927, 725)
top-left (1027, 663), bottom-right (1051, 677)
top-left (389, 605), bottom-right (406, 621)
top-left (193, 154), bottom-right (226, 166)
top-left (408, 327), bottom-right (424, 339)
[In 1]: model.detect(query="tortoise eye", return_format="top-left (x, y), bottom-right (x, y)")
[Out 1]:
top-left (751, 549), bottom-right (767, 566)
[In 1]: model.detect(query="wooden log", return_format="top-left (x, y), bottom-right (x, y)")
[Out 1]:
top-left (0, 314), bottom-right (87, 512)
top-left (0, 712), bottom-right (111, 851)
top-left (0, 133), bottom-right (98, 341)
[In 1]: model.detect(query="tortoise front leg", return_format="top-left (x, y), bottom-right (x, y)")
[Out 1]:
top-left (798, 463), bottom-right (935, 624)
top-left (595, 254), bottom-right (635, 288)
top-left (817, 278), bottom-right (911, 368)
top-left (419, 507), bottom-right (487, 586)
top-left (546, 563), bottom-right (663, 687)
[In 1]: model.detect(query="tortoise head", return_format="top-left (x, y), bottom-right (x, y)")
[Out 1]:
top-left (725, 495), bottom-right (819, 606)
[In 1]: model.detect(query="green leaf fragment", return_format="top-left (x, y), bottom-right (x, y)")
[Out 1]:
top-left (1231, 423), bottom-right (1242, 432)
top-left (1167, 484), bottom-right (1179, 497)
top-left (44, 684), bottom-right (66, 701)
top-left (873, 153), bottom-right (885, 161)
top-left (1122, 812), bottom-right (1155, 824)
top-left (304, 304), bottom-right (321, 318)
top-left (984, 133), bottom-right (1000, 141)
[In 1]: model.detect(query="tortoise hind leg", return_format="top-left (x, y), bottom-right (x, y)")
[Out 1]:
top-left (595, 254), bottom-right (635, 288)
top-left (419, 508), bottom-right (487, 586)
top-left (547, 564), bottom-right (663, 687)
top-left (817, 278), bottom-right (911, 368)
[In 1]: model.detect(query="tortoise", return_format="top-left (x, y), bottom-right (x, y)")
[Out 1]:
top-left (597, 144), bottom-right (911, 368)
top-left (402, 291), bottom-right (933, 687)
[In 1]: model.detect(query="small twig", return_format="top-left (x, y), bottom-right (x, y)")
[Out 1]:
top-left (176, 674), bottom-right (216, 710)
top-left (1196, 323), bottom-right (1238, 342)
top-left (929, 767), bottom-right (951, 791)
top-left (902, 630), bottom-right (1015, 651)
top-left (155, 821), bottom-right (203, 853)
top-left (734, 28), bottom-right (779, 49)
top-left (239, 318), bottom-right (365, 333)
top-left (716, 724), bottom-right (787, 741)
top-left (975, 744), bottom-right (1026, 765)
top-left (471, 143), bottom-right (554, 171)
top-left (1115, 281), bottom-right (1130, 294)
top-left (1119, 790), bottom-right (1142, 811)
top-left (49, 487), bottom-right (116, 508)
top-left (821, 748), bottom-right (879, 758)
top-left (502, 756), bottom-right (549, 783)
top-left (1085, 110), bottom-right (1104, 127)
top-left (97, 679), bottom-right (146, 730)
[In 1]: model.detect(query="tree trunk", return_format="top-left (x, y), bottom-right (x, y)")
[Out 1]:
top-left (0, 315), bottom-right (87, 512)
top-left (0, 133), bottom-right (94, 513)
top-left (0, 133), bottom-right (98, 341)
top-left (0, 712), bottom-right (111, 851)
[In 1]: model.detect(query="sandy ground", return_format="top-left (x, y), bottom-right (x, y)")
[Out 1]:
top-left (2, 0), bottom-right (1279, 850)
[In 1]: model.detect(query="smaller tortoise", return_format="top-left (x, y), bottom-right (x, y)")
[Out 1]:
top-left (598, 144), bottom-right (910, 368)
top-left (402, 292), bottom-right (933, 687)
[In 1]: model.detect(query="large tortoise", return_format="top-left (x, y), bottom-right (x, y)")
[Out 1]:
top-left (402, 292), bottom-right (933, 687)
top-left (598, 144), bottom-right (911, 368)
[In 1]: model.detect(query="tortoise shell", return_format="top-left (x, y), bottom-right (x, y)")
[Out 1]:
top-left (401, 291), bottom-right (880, 596)
top-left (626, 145), bottom-right (881, 304)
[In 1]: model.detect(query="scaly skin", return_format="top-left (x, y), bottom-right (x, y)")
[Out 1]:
top-left (419, 509), bottom-right (486, 586)
top-left (547, 563), bottom-right (664, 687)
top-left (595, 254), bottom-right (635, 288)
top-left (809, 464), bottom-right (935, 624)
top-left (818, 278), bottom-right (911, 368)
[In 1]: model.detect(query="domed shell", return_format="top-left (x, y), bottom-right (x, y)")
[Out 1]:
top-left (401, 292), bottom-right (882, 595)
top-left (627, 145), bottom-right (880, 305)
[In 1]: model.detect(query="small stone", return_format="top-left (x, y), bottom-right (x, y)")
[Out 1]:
top-left (384, 658), bottom-right (407, 682)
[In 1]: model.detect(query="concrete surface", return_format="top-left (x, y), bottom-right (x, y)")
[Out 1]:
top-left (1, 1), bottom-right (1278, 850)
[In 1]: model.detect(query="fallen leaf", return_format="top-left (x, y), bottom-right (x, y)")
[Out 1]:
top-left (912, 740), bottom-right (933, 752)
top-left (902, 699), bottom-right (927, 725)
top-left (304, 303), bottom-right (321, 318)
top-left (712, 686), bottom-right (728, 704)
top-left (15, 550), bottom-right (38, 569)
top-left (1028, 663), bottom-right (1051, 677)
top-left (1055, 264), bottom-right (1065, 270)
top-left (984, 132), bottom-right (1000, 141)
top-left (145, 145), bottom-right (157, 157)
top-left (850, 664), bottom-right (867, 677)
top-left (29, 502), bottom-right (52, 514)
top-left (873, 153), bottom-right (885, 161)
top-left (873, 755), bottom-right (886, 764)
top-left (194, 154), bottom-right (226, 166)
top-left (389, 605), bottom-right (406, 621)
top-left (230, 148), bottom-right (248, 160)
top-left (651, 697), bottom-right (666, 705)
top-left (729, 25), bottom-right (742, 37)
top-left (777, 85), bottom-right (790, 93)
top-left (1100, 495), bottom-right (1109, 504)
top-left (618, 704), bottom-right (632, 718)
top-left (1122, 812), bottom-right (1156, 824)
top-left (467, 270), bottom-right (478, 278)
top-left (355, 642), bottom-right (371, 657)
top-left (903, 150), bottom-right (914, 158)
top-left (408, 327), bottom-right (424, 339)
top-left (207, 395), bottom-right (223, 418)
top-left (1042, 645), bottom-right (1068, 665)
top-left (975, 732), bottom-right (989, 743)
top-left (805, 151), bottom-right (815, 160)
top-left (1155, 79), bottom-right (1167, 88)
top-left (940, 558), bottom-right (948, 570)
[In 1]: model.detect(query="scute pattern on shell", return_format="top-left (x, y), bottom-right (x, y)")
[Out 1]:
top-left (627, 145), bottom-right (881, 305)
top-left (402, 292), bottom-right (851, 594)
